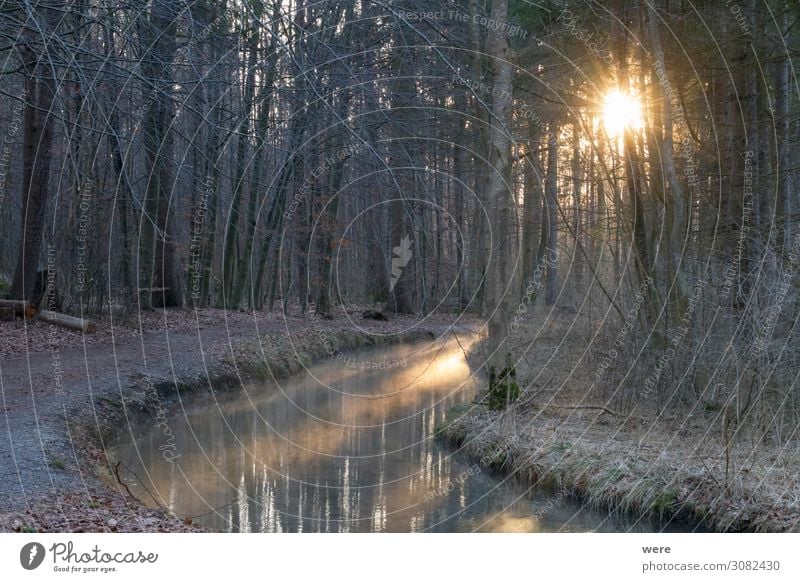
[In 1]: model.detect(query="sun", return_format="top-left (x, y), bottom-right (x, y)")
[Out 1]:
top-left (602, 89), bottom-right (643, 137)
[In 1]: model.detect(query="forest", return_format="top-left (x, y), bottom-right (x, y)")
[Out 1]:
top-left (1, 0), bottom-right (799, 534)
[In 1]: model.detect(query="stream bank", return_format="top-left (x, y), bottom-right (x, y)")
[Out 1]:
top-left (0, 310), bottom-right (445, 532)
top-left (111, 337), bottom-right (690, 532)
top-left (438, 405), bottom-right (800, 533)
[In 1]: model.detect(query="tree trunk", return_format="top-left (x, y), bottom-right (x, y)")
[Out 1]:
top-left (231, 26), bottom-right (278, 310)
top-left (545, 128), bottom-right (559, 305)
top-left (386, 21), bottom-right (417, 315)
top-left (138, 0), bottom-right (181, 309)
top-left (315, 154), bottom-right (345, 318)
top-left (647, 4), bottom-right (689, 320)
top-left (775, 9), bottom-right (790, 251)
top-left (10, 20), bottom-right (57, 302)
top-left (522, 127), bottom-right (543, 292)
top-left (484, 0), bottom-right (515, 369)
top-left (571, 122), bottom-right (584, 287)
top-left (223, 22), bottom-right (260, 308)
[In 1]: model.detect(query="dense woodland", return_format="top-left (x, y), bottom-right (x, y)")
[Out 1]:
top-left (1, 0), bottom-right (799, 446)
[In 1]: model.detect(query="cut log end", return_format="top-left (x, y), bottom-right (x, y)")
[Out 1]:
top-left (37, 310), bottom-right (96, 333)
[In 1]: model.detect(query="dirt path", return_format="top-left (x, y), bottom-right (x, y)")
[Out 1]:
top-left (0, 309), bottom-right (471, 531)
top-left (0, 323), bottom-right (243, 514)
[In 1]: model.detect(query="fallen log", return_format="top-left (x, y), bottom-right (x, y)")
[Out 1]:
top-left (362, 309), bottom-right (388, 321)
top-left (37, 309), bottom-right (96, 333)
top-left (0, 299), bottom-right (36, 320)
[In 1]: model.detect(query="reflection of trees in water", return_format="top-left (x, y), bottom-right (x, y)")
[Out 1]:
top-left (122, 340), bottom-right (478, 532)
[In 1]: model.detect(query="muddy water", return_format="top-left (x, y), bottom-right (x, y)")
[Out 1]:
top-left (112, 336), bottom-right (689, 532)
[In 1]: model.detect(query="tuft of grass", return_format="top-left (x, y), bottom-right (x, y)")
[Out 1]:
top-left (480, 443), bottom-right (510, 468)
top-left (49, 458), bottom-right (66, 470)
top-left (600, 466), bottom-right (626, 486)
top-left (650, 489), bottom-right (679, 516)
top-left (435, 404), bottom-right (475, 435)
top-left (547, 441), bottom-right (573, 459)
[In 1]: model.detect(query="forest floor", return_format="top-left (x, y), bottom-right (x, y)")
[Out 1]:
top-left (443, 312), bottom-right (800, 533)
top-left (0, 306), bottom-right (470, 532)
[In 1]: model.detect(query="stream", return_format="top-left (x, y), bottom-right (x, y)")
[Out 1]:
top-left (112, 335), bottom-right (692, 532)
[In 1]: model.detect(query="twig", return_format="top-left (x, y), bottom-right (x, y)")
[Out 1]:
top-left (515, 375), bottom-right (555, 408)
top-left (548, 404), bottom-right (620, 416)
top-left (113, 461), bottom-right (136, 500)
top-left (114, 461), bottom-right (166, 510)
top-left (182, 498), bottom-right (239, 520)
top-left (696, 457), bottom-right (723, 489)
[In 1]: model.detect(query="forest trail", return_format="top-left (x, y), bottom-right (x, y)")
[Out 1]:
top-left (0, 317), bottom-right (253, 513)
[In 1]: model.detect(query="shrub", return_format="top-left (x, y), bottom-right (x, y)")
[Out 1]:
top-left (486, 354), bottom-right (520, 410)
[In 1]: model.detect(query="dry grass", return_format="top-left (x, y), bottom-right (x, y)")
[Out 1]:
top-left (448, 311), bottom-right (800, 532)
top-left (441, 405), bottom-right (800, 531)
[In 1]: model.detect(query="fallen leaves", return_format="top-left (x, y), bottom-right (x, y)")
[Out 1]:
top-left (0, 491), bottom-right (197, 533)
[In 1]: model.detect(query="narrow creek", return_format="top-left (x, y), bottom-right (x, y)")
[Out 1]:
top-left (112, 335), bottom-right (692, 532)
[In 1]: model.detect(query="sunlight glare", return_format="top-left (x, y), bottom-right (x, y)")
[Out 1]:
top-left (602, 90), bottom-right (643, 137)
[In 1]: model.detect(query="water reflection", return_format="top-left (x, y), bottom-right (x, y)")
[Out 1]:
top-left (113, 335), bottom-right (687, 532)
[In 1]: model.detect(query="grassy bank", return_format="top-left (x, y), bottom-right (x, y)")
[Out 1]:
top-left (438, 405), bottom-right (800, 532)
